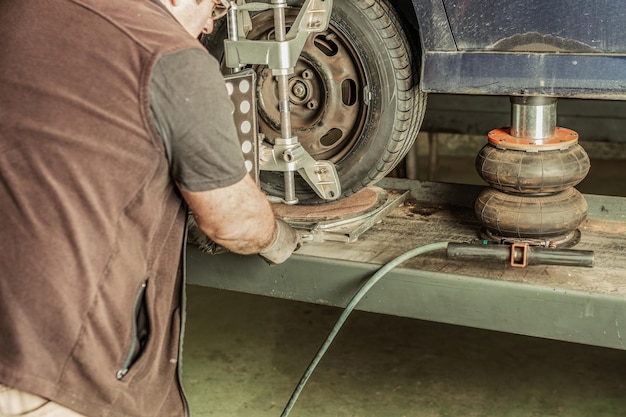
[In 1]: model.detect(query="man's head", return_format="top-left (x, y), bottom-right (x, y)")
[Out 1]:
top-left (159, 0), bottom-right (228, 37)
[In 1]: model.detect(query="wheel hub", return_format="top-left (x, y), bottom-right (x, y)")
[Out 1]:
top-left (250, 10), bottom-right (367, 162)
top-left (289, 78), bottom-right (310, 103)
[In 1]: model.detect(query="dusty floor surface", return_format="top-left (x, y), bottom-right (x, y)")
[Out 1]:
top-left (183, 285), bottom-right (626, 417)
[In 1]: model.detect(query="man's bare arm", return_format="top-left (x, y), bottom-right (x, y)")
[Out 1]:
top-left (180, 174), bottom-right (301, 264)
top-left (180, 174), bottom-right (277, 255)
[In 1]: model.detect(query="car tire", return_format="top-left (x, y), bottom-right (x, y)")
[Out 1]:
top-left (203, 0), bottom-right (425, 203)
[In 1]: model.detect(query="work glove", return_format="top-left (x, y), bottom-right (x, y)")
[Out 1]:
top-left (259, 219), bottom-right (302, 265)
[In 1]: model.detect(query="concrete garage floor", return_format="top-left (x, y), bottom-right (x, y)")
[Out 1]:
top-left (183, 286), bottom-right (626, 417)
top-left (182, 139), bottom-right (626, 417)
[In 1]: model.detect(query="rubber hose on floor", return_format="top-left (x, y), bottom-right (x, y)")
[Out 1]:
top-left (280, 241), bottom-right (450, 417)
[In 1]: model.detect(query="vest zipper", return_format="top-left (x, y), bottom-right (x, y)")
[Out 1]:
top-left (179, 219), bottom-right (191, 416)
top-left (117, 279), bottom-right (148, 380)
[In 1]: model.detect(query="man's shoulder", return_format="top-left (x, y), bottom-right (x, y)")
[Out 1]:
top-left (71, 0), bottom-right (202, 54)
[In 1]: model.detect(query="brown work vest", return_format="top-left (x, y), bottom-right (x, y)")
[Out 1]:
top-left (0, 1), bottom-right (204, 416)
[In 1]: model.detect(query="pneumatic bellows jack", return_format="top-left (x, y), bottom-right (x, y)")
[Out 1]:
top-left (475, 97), bottom-right (590, 248)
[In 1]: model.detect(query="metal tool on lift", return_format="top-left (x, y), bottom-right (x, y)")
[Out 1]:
top-left (447, 241), bottom-right (594, 268)
top-left (222, 0), bottom-right (340, 205)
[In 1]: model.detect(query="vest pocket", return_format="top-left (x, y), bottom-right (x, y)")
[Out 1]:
top-left (116, 279), bottom-right (150, 380)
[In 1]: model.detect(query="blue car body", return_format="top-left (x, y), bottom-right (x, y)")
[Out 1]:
top-left (408, 0), bottom-right (626, 99)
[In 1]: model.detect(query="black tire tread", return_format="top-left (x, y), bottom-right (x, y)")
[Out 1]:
top-left (347, 0), bottom-right (425, 195)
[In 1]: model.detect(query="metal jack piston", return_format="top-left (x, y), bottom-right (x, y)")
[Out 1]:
top-left (223, 0), bottom-right (340, 204)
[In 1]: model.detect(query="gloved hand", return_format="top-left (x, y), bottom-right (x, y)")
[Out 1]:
top-left (259, 219), bottom-right (302, 265)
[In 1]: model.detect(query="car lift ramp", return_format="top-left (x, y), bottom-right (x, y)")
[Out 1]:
top-left (186, 178), bottom-right (626, 351)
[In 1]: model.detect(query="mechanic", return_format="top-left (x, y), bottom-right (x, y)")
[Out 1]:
top-left (0, 0), bottom-right (300, 416)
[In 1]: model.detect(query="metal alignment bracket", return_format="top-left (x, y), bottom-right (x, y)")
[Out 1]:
top-left (260, 140), bottom-right (340, 201)
top-left (223, 69), bottom-right (259, 183)
top-left (223, 0), bottom-right (340, 203)
top-left (223, 0), bottom-right (333, 74)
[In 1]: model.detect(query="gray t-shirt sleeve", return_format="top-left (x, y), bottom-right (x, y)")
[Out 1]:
top-left (149, 48), bottom-right (247, 192)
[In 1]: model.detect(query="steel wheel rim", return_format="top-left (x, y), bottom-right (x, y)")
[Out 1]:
top-left (248, 9), bottom-right (368, 163)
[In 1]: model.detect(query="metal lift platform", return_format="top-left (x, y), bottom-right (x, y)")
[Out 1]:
top-left (186, 177), bottom-right (626, 351)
